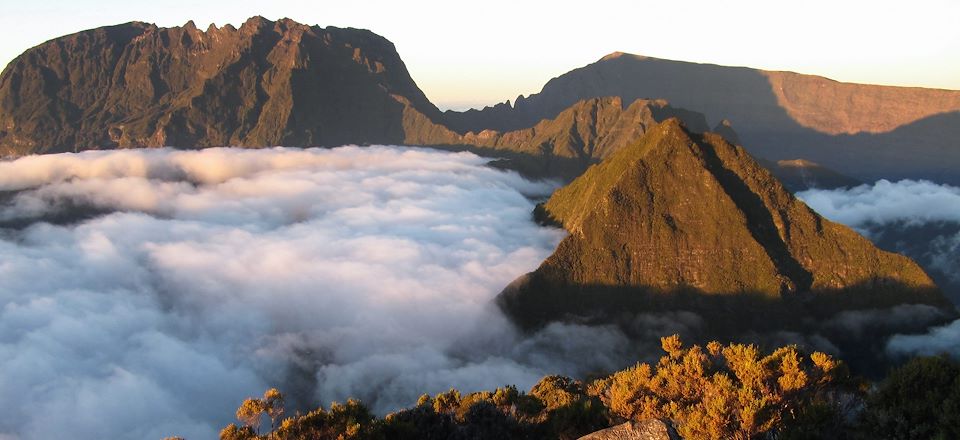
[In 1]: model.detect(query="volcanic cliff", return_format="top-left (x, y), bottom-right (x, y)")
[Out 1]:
top-left (445, 53), bottom-right (960, 184)
top-left (0, 21), bottom-right (868, 190)
top-left (0, 17), bottom-right (450, 154)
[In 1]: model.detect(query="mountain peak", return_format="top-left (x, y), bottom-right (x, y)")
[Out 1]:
top-left (598, 51), bottom-right (655, 63)
top-left (503, 119), bottom-right (947, 329)
top-left (600, 51), bottom-right (627, 61)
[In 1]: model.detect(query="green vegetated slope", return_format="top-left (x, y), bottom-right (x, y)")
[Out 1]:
top-left (501, 119), bottom-right (950, 330)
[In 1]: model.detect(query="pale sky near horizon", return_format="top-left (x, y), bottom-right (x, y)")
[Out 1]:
top-left (1, 0), bottom-right (958, 110)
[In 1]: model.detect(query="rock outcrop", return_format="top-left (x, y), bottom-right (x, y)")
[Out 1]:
top-left (578, 419), bottom-right (682, 440)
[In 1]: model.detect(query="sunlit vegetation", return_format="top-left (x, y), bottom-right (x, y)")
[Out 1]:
top-left (215, 336), bottom-right (959, 440)
top-left (597, 335), bottom-right (858, 440)
top-left (219, 378), bottom-right (606, 440)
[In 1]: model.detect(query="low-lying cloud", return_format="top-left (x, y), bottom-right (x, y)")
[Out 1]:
top-left (0, 146), bottom-right (634, 440)
top-left (797, 179), bottom-right (960, 228)
top-left (7, 152), bottom-right (958, 438)
top-left (798, 180), bottom-right (960, 360)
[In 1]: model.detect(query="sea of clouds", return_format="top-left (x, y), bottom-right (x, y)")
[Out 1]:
top-left (0, 146), bottom-right (635, 440)
top-left (798, 180), bottom-right (960, 361)
top-left (5, 149), bottom-right (960, 439)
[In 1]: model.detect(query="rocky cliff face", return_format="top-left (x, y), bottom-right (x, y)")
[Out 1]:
top-left (499, 119), bottom-right (949, 331)
top-left (0, 20), bottom-right (856, 191)
top-left (0, 17), bottom-right (449, 154)
top-left (445, 53), bottom-right (960, 184)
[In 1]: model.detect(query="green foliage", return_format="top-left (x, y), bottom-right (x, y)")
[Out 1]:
top-left (232, 388), bottom-right (285, 436)
top-left (415, 393), bottom-right (432, 408)
top-left (219, 424), bottom-right (256, 440)
top-left (528, 375), bottom-right (609, 440)
top-left (432, 388), bottom-right (462, 414)
top-left (269, 399), bottom-right (375, 440)
top-left (858, 355), bottom-right (960, 440)
top-left (221, 379), bottom-right (609, 440)
top-left (213, 342), bottom-right (960, 440)
top-left (598, 335), bottom-right (856, 440)
top-left (492, 385), bottom-right (519, 408)
top-left (530, 375), bottom-right (580, 410)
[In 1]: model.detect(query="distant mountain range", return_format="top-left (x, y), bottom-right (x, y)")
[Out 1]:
top-left (3, 18), bottom-right (958, 187)
top-left (444, 52), bottom-right (960, 185)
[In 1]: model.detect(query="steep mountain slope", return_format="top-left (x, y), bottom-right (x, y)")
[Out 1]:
top-left (500, 119), bottom-right (950, 331)
top-left (0, 17), bottom-right (451, 154)
top-left (461, 97), bottom-right (708, 158)
top-left (426, 96), bottom-right (855, 189)
top-left (445, 53), bottom-right (960, 184)
top-left (414, 96), bottom-right (708, 179)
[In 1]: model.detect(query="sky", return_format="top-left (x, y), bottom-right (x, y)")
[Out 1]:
top-left (1, 0), bottom-right (958, 110)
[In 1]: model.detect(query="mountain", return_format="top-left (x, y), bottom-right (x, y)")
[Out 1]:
top-left (0, 17), bottom-right (452, 154)
top-left (0, 21), bottom-right (875, 191)
top-left (419, 95), bottom-right (854, 188)
top-left (0, 19), bottom-right (859, 193)
top-left (414, 96), bottom-right (707, 180)
top-left (499, 119), bottom-right (951, 337)
top-left (444, 53), bottom-right (960, 184)
top-left (759, 158), bottom-right (862, 191)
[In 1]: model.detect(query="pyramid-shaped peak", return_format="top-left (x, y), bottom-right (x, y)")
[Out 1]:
top-left (506, 119), bottom-right (946, 329)
top-left (539, 117), bottom-right (716, 233)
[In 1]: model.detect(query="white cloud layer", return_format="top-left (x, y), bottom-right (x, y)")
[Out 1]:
top-left (887, 319), bottom-right (960, 357)
top-left (798, 179), bottom-right (960, 228)
top-left (797, 180), bottom-right (960, 359)
top-left (0, 146), bottom-right (632, 439)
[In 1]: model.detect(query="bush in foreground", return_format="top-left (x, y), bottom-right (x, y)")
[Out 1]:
top-left (213, 336), bottom-right (960, 440)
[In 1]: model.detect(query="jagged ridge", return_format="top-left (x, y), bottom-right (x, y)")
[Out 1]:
top-left (0, 17), bottom-right (447, 154)
top-left (412, 96), bottom-right (709, 180)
